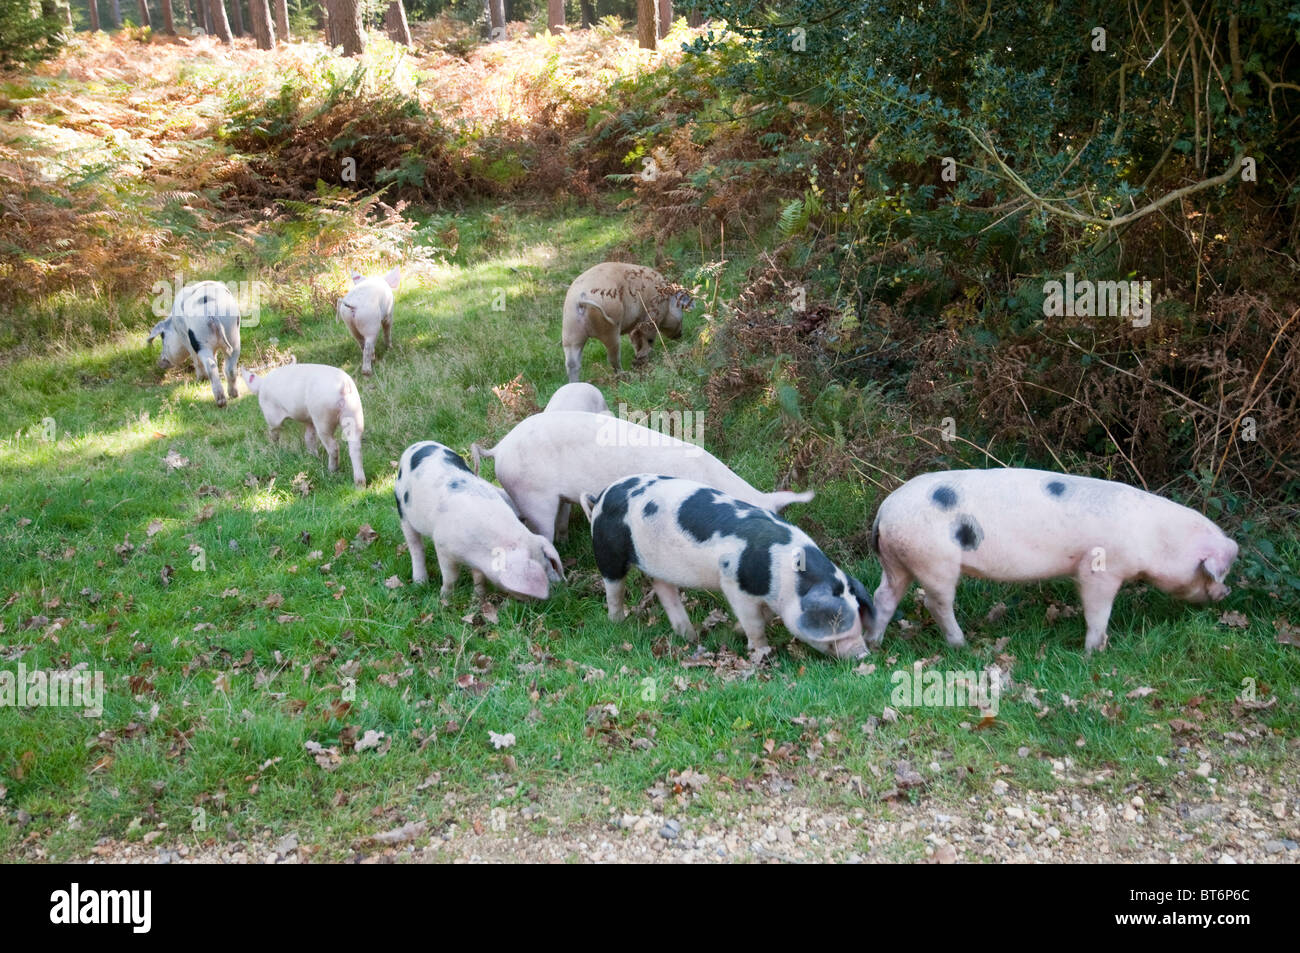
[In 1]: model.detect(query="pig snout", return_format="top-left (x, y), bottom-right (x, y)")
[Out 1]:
top-left (495, 547), bottom-right (550, 601)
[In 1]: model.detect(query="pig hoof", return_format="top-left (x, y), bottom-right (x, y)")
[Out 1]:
top-left (354, 479), bottom-right (366, 489)
top-left (748, 646), bottom-right (774, 664)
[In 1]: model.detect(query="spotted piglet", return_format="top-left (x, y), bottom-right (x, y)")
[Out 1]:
top-left (868, 468), bottom-right (1240, 652)
top-left (147, 280), bottom-right (242, 408)
top-left (395, 441), bottom-right (565, 605)
top-left (243, 363), bottom-right (366, 487)
top-left (582, 475), bottom-right (873, 661)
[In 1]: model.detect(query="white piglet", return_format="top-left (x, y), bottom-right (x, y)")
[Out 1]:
top-left (395, 441), bottom-right (565, 604)
top-left (868, 468), bottom-right (1240, 652)
top-left (471, 411), bottom-right (813, 544)
top-left (337, 267), bottom-right (400, 375)
top-left (541, 383), bottom-right (611, 540)
top-left (147, 280), bottom-right (242, 408)
top-left (243, 363), bottom-right (366, 487)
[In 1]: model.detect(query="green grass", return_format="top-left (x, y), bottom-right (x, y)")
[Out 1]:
top-left (0, 201), bottom-right (1297, 860)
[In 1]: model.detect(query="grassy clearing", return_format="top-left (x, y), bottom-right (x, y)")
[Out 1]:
top-left (0, 197), bottom-right (1297, 861)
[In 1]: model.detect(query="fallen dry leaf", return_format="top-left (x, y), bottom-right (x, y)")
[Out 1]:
top-left (146, 519), bottom-right (164, 538)
top-left (1274, 618), bottom-right (1300, 648)
top-left (384, 575), bottom-right (403, 589)
top-left (1126, 686), bottom-right (1156, 699)
top-left (489, 731), bottom-right (516, 749)
top-left (369, 820), bottom-right (426, 845)
top-left (1218, 610), bottom-right (1250, 628)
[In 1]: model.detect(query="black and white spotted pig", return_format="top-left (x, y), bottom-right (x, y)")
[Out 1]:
top-left (582, 475), bottom-right (873, 661)
top-left (147, 281), bottom-right (242, 408)
top-left (395, 441), bottom-right (564, 604)
top-left (868, 468), bottom-right (1240, 652)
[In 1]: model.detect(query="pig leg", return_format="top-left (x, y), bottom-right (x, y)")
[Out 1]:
top-left (1076, 567), bottom-right (1122, 653)
top-left (361, 334), bottom-right (377, 376)
top-left (651, 580), bottom-right (696, 642)
top-left (602, 330), bottom-right (622, 373)
top-left (718, 578), bottom-right (771, 660)
top-left (346, 321), bottom-right (366, 348)
top-left (912, 564), bottom-right (966, 648)
top-left (436, 549), bottom-right (461, 604)
top-left (342, 419), bottom-right (365, 488)
top-left (868, 561), bottom-right (914, 646)
top-left (381, 313), bottom-right (392, 349)
top-left (471, 569), bottom-right (486, 600)
top-left (563, 343), bottom-right (584, 383)
top-left (318, 427), bottom-right (341, 473)
top-left (512, 491), bottom-right (560, 544)
top-left (554, 502), bottom-right (571, 543)
top-left (197, 349), bottom-right (227, 408)
top-left (225, 348), bottom-right (240, 398)
top-left (302, 423), bottom-right (319, 454)
top-left (400, 520), bottom-right (428, 584)
top-left (603, 577), bottom-right (628, 622)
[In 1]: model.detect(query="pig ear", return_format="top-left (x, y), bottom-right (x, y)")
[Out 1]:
top-left (540, 538), bottom-right (565, 582)
top-left (1199, 554), bottom-right (1231, 584)
top-left (848, 575), bottom-right (875, 625)
top-left (384, 267), bottom-right (401, 289)
top-left (147, 319), bottom-right (168, 344)
top-left (350, 271), bottom-right (364, 285)
top-left (579, 492), bottom-right (600, 522)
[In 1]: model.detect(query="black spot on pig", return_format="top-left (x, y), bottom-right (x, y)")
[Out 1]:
top-left (1046, 480), bottom-right (1066, 497)
top-left (394, 487), bottom-right (403, 519)
top-left (403, 490), bottom-right (410, 505)
top-left (643, 500), bottom-right (658, 517)
top-left (408, 443), bottom-right (439, 472)
top-left (795, 546), bottom-right (844, 598)
top-left (591, 479), bottom-right (638, 582)
top-left (187, 329), bottom-right (201, 353)
top-left (931, 486), bottom-right (958, 510)
top-left (953, 515), bottom-right (983, 551)
top-left (626, 476), bottom-right (661, 500)
top-left (448, 479), bottom-right (467, 492)
top-left (870, 515), bottom-right (881, 554)
top-left (195, 294), bottom-right (210, 310)
top-left (443, 448), bottom-right (473, 474)
top-left (677, 487), bottom-right (792, 596)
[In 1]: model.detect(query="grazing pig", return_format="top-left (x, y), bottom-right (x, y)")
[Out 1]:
top-left (583, 475), bottom-right (873, 660)
top-left (470, 411), bottom-right (812, 544)
top-left (243, 363), bottom-right (366, 487)
top-left (561, 262), bottom-right (691, 382)
top-left (337, 267), bottom-right (400, 376)
top-left (542, 383), bottom-right (611, 539)
top-left (544, 382), bottom-right (612, 415)
top-left (147, 280), bottom-right (242, 408)
top-left (868, 468), bottom-right (1240, 653)
top-left (395, 440), bottom-right (565, 604)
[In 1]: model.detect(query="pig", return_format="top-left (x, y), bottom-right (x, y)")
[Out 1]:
top-left (395, 440), bottom-right (565, 604)
top-left (470, 411), bottom-right (813, 544)
top-left (868, 468), bottom-right (1240, 653)
top-left (242, 363), bottom-right (367, 487)
top-left (561, 262), bottom-right (692, 383)
top-left (147, 280), bottom-right (242, 408)
top-left (337, 267), bottom-right (400, 376)
top-left (582, 475), bottom-right (873, 660)
top-left (542, 383), bottom-right (611, 539)
top-left (544, 382), bottom-right (612, 415)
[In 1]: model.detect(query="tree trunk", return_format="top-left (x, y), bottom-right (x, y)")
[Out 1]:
top-left (88, 0), bottom-right (100, 30)
top-left (160, 0), bottom-right (174, 31)
top-left (202, 0), bottom-right (212, 33)
top-left (63, 0), bottom-right (74, 28)
top-left (272, 0), bottom-right (288, 40)
top-left (578, 0), bottom-right (594, 28)
top-left (110, 0), bottom-right (121, 26)
top-left (636, 0), bottom-right (655, 49)
top-left (656, 0), bottom-right (670, 38)
top-left (547, 0), bottom-right (562, 33)
top-left (384, 0), bottom-right (410, 44)
top-left (487, 0), bottom-right (504, 40)
top-left (136, 0), bottom-right (151, 27)
top-left (207, 0), bottom-right (232, 41)
top-left (686, 6), bottom-right (703, 28)
top-left (325, 0), bottom-right (363, 54)
top-left (228, 0), bottom-right (243, 35)
top-left (248, 0), bottom-right (273, 47)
